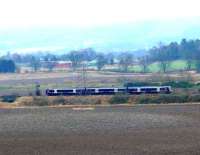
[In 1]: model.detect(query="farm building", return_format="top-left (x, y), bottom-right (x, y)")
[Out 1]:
top-left (55, 61), bottom-right (72, 69)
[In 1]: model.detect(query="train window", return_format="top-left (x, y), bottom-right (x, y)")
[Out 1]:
top-left (141, 88), bottom-right (157, 91)
top-left (118, 88), bottom-right (125, 91)
top-left (48, 90), bottom-right (54, 93)
top-left (57, 90), bottom-right (74, 93)
top-left (128, 88), bottom-right (137, 91)
top-left (99, 89), bottom-right (114, 92)
top-left (149, 88), bottom-right (157, 91)
top-left (160, 88), bottom-right (166, 91)
top-left (86, 89), bottom-right (95, 92)
top-left (63, 90), bottom-right (74, 93)
top-left (76, 89), bottom-right (84, 93)
top-left (57, 90), bottom-right (64, 93)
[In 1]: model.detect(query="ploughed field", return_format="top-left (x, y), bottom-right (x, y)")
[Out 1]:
top-left (0, 104), bottom-right (200, 155)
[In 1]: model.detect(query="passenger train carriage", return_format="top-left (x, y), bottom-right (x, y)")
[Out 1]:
top-left (46, 86), bottom-right (172, 96)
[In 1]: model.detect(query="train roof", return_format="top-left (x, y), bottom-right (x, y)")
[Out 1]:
top-left (47, 86), bottom-right (171, 90)
top-left (128, 86), bottom-right (171, 88)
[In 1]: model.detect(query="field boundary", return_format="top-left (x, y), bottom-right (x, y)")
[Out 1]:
top-left (1, 102), bottom-right (200, 109)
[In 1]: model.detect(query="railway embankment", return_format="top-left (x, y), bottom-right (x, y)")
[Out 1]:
top-left (1, 93), bottom-right (200, 108)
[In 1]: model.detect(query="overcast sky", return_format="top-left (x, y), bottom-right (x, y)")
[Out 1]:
top-left (0, 0), bottom-right (200, 29)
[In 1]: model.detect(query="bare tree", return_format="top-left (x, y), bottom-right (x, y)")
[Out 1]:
top-left (159, 61), bottom-right (170, 73)
top-left (96, 54), bottom-right (107, 71)
top-left (106, 53), bottom-right (115, 65)
top-left (180, 39), bottom-right (193, 71)
top-left (139, 55), bottom-right (150, 73)
top-left (119, 53), bottom-right (134, 72)
top-left (46, 61), bottom-right (56, 72)
top-left (68, 51), bottom-right (81, 71)
top-left (81, 62), bottom-right (87, 88)
top-left (30, 56), bottom-right (41, 72)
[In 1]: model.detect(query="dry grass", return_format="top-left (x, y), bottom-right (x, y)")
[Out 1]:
top-left (0, 102), bottom-right (17, 108)
top-left (49, 96), bottom-right (113, 105)
top-left (1, 71), bottom-right (200, 84)
top-left (12, 95), bottom-right (143, 107)
top-left (15, 96), bottom-right (34, 106)
top-left (14, 96), bottom-right (115, 107)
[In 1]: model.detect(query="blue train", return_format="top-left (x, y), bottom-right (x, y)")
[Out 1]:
top-left (46, 86), bottom-right (172, 96)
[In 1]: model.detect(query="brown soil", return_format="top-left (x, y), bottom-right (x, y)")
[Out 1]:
top-left (0, 104), bottom-right (199, 155)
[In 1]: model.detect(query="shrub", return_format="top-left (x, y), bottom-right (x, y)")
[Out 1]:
top-left (156, 94), bottom-right (188, 103)
top-left (124, 81), bottom-right (160, 87)
top-left (1, 95), bottom-right (19, 103)
top-left (109, 93), bottom-right (129, 104)
top-left (123, 80), bottom-right (195, 89)
top-left (32, 97), bottom-right (49, 106)
top-left (162, 81), bottom-right (194, 88)
top-left (188, 95), bottom-right (200, 102)
top-left (52, 97), bottom-right (66, 105)
top-left (15, 97), bottom-right (33, 106)
top-left (136, 95), bottom-right (154, 104)
top-left (124, 82), bottom-right (149, 87)
top-left (95, 99), bottom-right (102, 105)
top-left (0, 59), bottom-right (16, 73)
top-left (137, 94), bottom-right (189, 104)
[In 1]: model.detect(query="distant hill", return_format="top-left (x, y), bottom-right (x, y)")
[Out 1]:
top-left (0, 18), bottom-right (200, 55)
